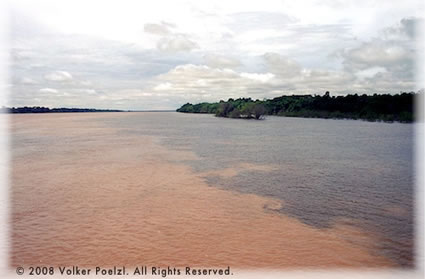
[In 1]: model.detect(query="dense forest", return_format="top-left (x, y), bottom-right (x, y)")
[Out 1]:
top-left (1, 106), bottom-right (123, 113)
top-left (177, 92), bottom-right (417, 122)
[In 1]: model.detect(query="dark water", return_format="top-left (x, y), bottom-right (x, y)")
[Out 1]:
top-left (104, 112), bottom-right (414, 267)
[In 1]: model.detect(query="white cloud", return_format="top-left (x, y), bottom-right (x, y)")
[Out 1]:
top-left (144, 22), bottom-right (175, 35)
top-left (239, 72), bottom-right (275, 83)
top-left (154, 82), bottom-right (173, 91)
top-left (44, 71), bottom-right (73, 82)
top-left (203, 54), bottom-right (241, 69)
top-left (157, 34), bottom-right (199, 52)
top-left (79, 89), bottom-right (97, 94)
top-left (149, 63), bottom-right (354, 101)
top-left (19, 77), bottom-right (38, 84)
top-left (227, 11), bottom-right (296, 32)
top-left (151, 64), bottom-right (264, 99)
top-left (7, 1), bottom-right (423, 109)
top-left (39, 88), bottom-right (58, 93)
top-left (148, 60), bottom-right (366, 101)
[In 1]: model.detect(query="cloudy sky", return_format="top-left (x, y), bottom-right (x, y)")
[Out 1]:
top-left (4, 0), bottom-right (425, 110)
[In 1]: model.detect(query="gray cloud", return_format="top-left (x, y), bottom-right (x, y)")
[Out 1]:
top-left (144, 21), bottom-right (200, 53)
top-left (343, 41), bottom-right (413, 71)
top-left (8, 4), bottom-right (422, 110)
top-left (381, 17), bottom-right (419, 40)
top-left (340, 17), bottom-right (420, 90)
top-left (263, 52), bottom-right (302, 78)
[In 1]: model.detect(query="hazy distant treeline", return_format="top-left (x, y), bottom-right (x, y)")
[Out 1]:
top-left (1, 106), bottom-right (123, 113)
top-left (177, 92), bottom-right (417, 122)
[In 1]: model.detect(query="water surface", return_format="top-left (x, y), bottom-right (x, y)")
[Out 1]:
top-left (11, 112), bottom-right (414, 268)
top-left (109, 112), bottom-right (414, 266)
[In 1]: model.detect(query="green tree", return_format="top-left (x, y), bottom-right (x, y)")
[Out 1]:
top-left (253, 104), bottom-right (266, 119)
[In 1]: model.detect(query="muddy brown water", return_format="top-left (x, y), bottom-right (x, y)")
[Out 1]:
top-left (10, 112), bottom-right (414, 268)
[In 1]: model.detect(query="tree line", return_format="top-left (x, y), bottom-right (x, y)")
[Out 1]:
top-left (1, 106), bottom-right (123, 113)
top-left (176, 91), bottom-right (417, 122)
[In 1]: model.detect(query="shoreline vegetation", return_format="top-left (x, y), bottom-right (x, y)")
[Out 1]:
top-left (0, 107), bottom-right (124, 113)
top-left (2, 91), bottom-right (418, 122)
top-left (0, 107), bottom-right (178, 113)
top-left (177, 91), bottom-right (418, 122)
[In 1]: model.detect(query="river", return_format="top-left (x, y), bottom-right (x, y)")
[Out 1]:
top-left (11, 112), bottom-right (414, 268)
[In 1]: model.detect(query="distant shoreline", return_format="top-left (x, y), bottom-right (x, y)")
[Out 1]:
top-left (0, 107), bottom-right (175, 114)
top-left (177, 92), bottom-right (418, 123)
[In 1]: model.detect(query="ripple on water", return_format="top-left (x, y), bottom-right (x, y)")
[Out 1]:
top-left (11, 113), bottom-right (413, 268)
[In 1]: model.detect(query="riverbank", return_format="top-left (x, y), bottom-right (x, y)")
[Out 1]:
top-left (177, 92), bottom-right (417, 122)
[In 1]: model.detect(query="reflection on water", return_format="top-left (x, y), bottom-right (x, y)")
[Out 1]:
top-left (11, 112), bottom-right (414, 268)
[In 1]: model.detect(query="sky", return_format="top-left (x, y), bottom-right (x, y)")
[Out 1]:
top-left (3, 0), bottom-right (425, 110)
